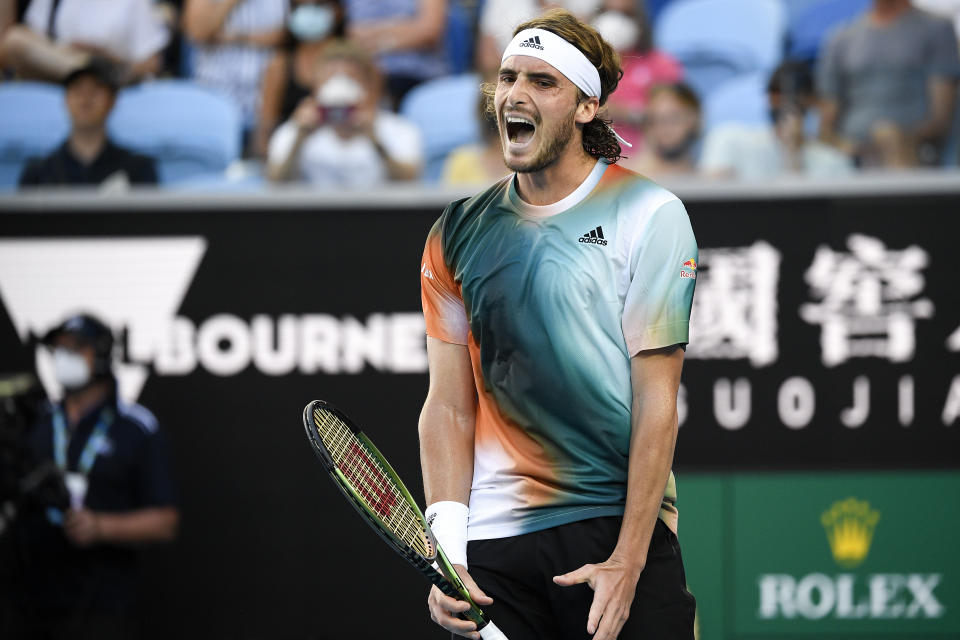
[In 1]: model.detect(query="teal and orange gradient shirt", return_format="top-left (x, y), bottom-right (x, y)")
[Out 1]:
top-left (420, 160), bottom-right (698, 541)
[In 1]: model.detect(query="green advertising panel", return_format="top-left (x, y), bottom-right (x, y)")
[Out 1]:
top-left (730, 472), bottom-right (959, 637)
top-left (677, 475), bottom-right (728, 640)
top-left (677, 472), bottom-right (960, 639)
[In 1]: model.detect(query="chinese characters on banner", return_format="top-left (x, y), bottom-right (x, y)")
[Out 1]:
top-left (685, 233), bottom-right (958, 435)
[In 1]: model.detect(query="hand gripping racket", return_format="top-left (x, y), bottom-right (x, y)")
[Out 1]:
top-left (302, 400), bottom-right (508, 640)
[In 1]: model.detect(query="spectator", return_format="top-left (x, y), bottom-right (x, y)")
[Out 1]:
top-left (817, 0), bottom-right (960, 167)
top-left (19, 60), bottom-right (158, 189)
top-left (183, 0), bottom-right (289, 134)
top-left (0, 0), bottom-right (169, 82)
top-left (441, 94), bottom-right (508, 186)
top-left (8, 313), bottom-right (178, 639)
top-left (701, 61), bottom-right (854, 180)
top-left (266, 39), bottom-right (423, 185)
top-left (343, 0), bottom-right (447, 109)
top-left (475, 0), bottom-right (601, 75)
top-left (621, 82), bottom-right (701, 178)
top-left (254, 0), bottom-right (342, 157)
top-left (593, 0), bottom-right (683, 149)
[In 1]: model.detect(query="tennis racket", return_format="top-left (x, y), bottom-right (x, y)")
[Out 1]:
top-left (302, 399), bottom-right (508, 640)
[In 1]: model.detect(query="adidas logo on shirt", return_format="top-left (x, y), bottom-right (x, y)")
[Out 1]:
top-left (579, 226), bottom-right (608, 246)
top-left (518, 35), bottom-right (544, 50)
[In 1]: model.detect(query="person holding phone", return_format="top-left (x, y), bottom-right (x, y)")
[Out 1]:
top-left (265, 38), bottom-right (423, 186)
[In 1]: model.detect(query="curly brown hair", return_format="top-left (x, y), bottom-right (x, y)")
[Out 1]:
top-left (482, 8), bottom-right (625, 162)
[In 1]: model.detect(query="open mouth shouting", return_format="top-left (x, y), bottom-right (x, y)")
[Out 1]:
top-left (505, 114), bottom-right (537, 149)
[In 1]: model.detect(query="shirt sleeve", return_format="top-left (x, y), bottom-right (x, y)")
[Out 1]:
top-left (420, 214), bottom-right (469, 345)
top-left (376, 113), bottom-right (424, 167)
top-left (127, 0), bottom-right (170, 62)
top-left (18, 159), bottom-right (43, 187)
top-left (816, 27), bottom-right (847, 102)
top-left (23, 0), bottom-right (50, 34)
top-left (926, 15), bottom-right (960, 79)
top-left (622, 198), bottom-right (698, 356)
top-left (479, 0), bottom-right (507, 41)
top-left (267, 121), bottom-right (300, 170)
top-left (699, 125), bottom-right (739, 175)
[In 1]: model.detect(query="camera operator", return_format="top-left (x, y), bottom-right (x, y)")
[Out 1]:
top-left (6, 313), bottom-right (178, 640)
top-left (265, 38), bottom-right (424, 186)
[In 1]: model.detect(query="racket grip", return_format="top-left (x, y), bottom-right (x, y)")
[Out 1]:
top-left (479, 621), bottom-right (509, 640)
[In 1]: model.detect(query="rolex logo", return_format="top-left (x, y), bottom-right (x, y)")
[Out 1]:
top-left (821, 497), bottom-right (880, 568)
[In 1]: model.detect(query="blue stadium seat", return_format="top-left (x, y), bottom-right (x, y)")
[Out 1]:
top-left (399, 73), bottom-right (481, 182)
top-left (783, 0), bottom-right (827, 25)
top-left (445, 0), bottom-right (478, 75)
top-left (0, 82), bottom-right (69, 189)
top-left (655, 0), bottom-right (787, 99)
top-left (108, 80), bottom-right (243, 184)
top-left (645, 0), bottom-right (677, 23)
top-left (787, 0), bottom-right (870, 61)
top-left (703, 71), bottom-right (770, 131)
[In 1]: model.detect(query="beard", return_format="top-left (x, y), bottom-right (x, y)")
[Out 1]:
top-left (502, 104), bottom-right (579, 174)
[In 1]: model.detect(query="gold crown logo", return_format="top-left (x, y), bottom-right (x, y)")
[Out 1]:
top-left (821, 498), bottom-right (880, 568)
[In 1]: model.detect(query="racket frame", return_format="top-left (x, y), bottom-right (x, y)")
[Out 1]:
top-left (302, 400), bottom-right (489, 630)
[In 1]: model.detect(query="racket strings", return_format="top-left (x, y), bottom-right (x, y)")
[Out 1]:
top-left (321, 412), bottom-right (426, 554)
top-left (313, 409), bottom-right (432, 558)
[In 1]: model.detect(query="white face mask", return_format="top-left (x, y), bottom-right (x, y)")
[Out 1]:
top-left (52, 348), bottom-right (91, 391)
top-left (288, 4), bottom-right (335, 42)
top-left (592, 11), bottom-right (640, 52)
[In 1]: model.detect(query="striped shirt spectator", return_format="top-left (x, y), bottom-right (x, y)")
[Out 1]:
top-left (185, 0), bottom-right (290, 129)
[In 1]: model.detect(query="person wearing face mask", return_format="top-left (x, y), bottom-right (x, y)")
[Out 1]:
top-left (592, 0), bottom-right (683, 150)
top-left (623, 82), bottom-right (702, 178)
top-left (254, 0), bottom-right (342, 157)
top-left (7, 313), bottom-right (178, 640)
top-left (265, 39), bottom-right (423, 185)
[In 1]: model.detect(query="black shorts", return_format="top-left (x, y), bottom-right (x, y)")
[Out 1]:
top-left (462, 516), bottom-right (696, 640)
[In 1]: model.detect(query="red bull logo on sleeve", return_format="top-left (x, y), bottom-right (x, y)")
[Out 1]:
top-left (680, 258), bottom-right (697, 279)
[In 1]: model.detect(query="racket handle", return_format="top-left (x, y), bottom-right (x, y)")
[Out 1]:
top-left (479, 621), bottom-right (509, 640)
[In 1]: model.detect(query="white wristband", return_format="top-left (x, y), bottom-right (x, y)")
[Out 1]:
top-left (425, 501), bottom-right (469, 568)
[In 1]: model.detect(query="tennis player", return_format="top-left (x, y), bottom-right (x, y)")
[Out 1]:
top-left (419, 9), bottom-right (697, 640)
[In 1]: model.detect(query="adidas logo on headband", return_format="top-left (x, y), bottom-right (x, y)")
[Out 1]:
top-left (518, 35), bottom-right (544, 50)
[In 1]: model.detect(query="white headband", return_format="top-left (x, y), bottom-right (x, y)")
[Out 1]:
top-left (501, 28), bottom-right (602, 98)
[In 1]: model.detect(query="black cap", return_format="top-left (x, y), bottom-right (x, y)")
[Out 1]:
top-left (43, 313), bottom-right (114, 353)
top-left (63, 57), bottom-right (121, 91)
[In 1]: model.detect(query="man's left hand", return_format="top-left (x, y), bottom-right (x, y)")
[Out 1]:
top-left (553, 555), bottom-right (644, 640)
top-left (64, 508), bottom-right (100, 547)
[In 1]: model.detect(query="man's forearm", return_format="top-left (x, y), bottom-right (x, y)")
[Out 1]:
top-left (611, 348), bottom-right (684, 572)
top-left (97, 506), bottom-right (179, 544)
top-left (418, 397), bottom-right (475, 505)
top-left (610, 402), bottom-right (678, 573)
top-left (914, 78), bottom-right (958, 142)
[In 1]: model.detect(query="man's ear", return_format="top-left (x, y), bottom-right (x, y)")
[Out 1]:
top-left (575, 96), bottom-right (600, 125)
